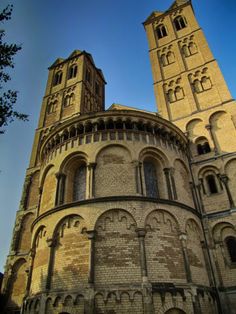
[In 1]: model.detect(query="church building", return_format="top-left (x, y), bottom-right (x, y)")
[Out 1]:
top-left (1, 0), bottom-right (236, 313)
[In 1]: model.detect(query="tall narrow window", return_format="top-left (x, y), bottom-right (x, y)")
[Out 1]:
top-left (86, 68), bottom-right (91, 83)
top-left (73, 164), bottom-right (86, 201)
top-left (53, 71), bottom-right (63, 86)
top-left (196, 138), bottom-right (211, 155)
top-left (203, 142), bottom-right (211, 153)
top-left (156, 24), bottom-right (168, 39)
top-left (225, 237), bottom-right (236, 263)
top-left (68, 64), bottom-right (78, 79)
top-left (144, 161), bottom-right (159, 198)
top-left (206, 174), bottom-right (218, 194)
top-left (95, 81), bottom-right (100, 95)
top-left (174, 16), bottom-right (187, 31)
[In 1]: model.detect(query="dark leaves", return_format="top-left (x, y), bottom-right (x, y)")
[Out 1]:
top-left (0, 5), bottom-right (28, 134)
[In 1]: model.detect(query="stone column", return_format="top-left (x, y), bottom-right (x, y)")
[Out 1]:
top-left (136, 228), bottom-right (154, 314)
top-left (55, 172), bottom-right (66, 206)
top-left (220, 174), bottom-right (235, 208)
top-left (201, 240), bottom-right (214, 286)
top-left (88, 163), bottom-right (96, 198)
top-left (170, 168), bottom-right (177, 200)
top-left (85, 163), bottom-right (90, 199)
top-left (163, 168), bottom-right (173, 200)
top-left (85, 230), bottom-right (96, 314)
top-left (133, 161), bottom-right (142, 194)
top-left (136, 228), bottom-right (148, 280)
top-left (196, 183), bottom-right (205, 213)
top-left (139, 162), bottom-right (144, 195)
top-left (45, 237), bottom-right (57, 291)
top-left (191, 291), bottom-right (202, 314)
top-left (20, 175), bottom-right (32, 210)
top-left (189, 181), bottom-right (199, 211)
top-left (87, 230), bottom-right (96, 284)
top-left (179, 233), bottom-right (192, 283)
top-left (37, 187), bottom-right (43, 217)
top-left (205, 124), bottom-right (218, 155)
top-left (25, 249), bottom-right (35, 295)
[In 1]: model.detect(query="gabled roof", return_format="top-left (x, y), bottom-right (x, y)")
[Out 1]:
top-left (107, 103), bottom-right (157, 115)
top-left (48, 50), bottom-right (106, 83)
top-left (83, 51), bottom-right (106, 83)
top-left (49, 58), bottom-right (64, 68)
top-left (143, 0), bottom-right (191, 25)
top-left (68, 49), bottom-right (82, 58)
top-left (168, 0), bottom-right (190, 11)
top-left (144, 11), bottom-right (163, 24)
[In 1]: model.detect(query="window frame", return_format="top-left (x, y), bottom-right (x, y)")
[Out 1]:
top-left (53, 71), bottom-right (63, 86)
top-left (225, 236), bottom-right (236, 264)
top-left (174, 15), bottom-right (187, 31)
top-left (156, 24), bottom-right (168, 39)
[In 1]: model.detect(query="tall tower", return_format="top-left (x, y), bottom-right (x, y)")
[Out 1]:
top-left (144, 0), bottom-right (236, 145)
top-left (144, 0), bottom-right (236, 312)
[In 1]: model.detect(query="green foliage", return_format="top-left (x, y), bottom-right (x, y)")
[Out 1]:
top-left (0, 5), bottom-right (28, 134)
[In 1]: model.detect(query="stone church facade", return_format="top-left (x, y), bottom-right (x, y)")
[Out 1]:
top-left (1, 1), bottom-right (236, 313)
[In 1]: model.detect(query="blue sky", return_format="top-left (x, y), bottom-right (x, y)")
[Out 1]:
top-left (0, 0), bottom-right (236, 272)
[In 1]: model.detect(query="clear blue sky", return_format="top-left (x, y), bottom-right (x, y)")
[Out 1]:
top-left (0, 0), bottom-right (236, 272)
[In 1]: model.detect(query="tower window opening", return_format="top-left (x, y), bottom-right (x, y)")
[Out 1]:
top-left (197, 142), bottom-right (211, 155)
top-left (86, 68), bottom-right (91, 83)
top-left (95, 81), bottom-right (100, 95)
top-left (156, 24), bottom-right (168, 39)
top-left (225, 237), bottom-right (236, 263)
top-left (53, 71), bottom-right (63, 86)
top-left (63, 93), bottom-right (75, 107)
top-left (206, 174), bottom-right (218, 194)
top-left (174, 16), bottom-right (187, 31)
top-left (47, 101), bottom-right (57, 114)
top-left (68, 64), bottom-right (78, 79)
top-left (73, 164), bottom-right (86, 201)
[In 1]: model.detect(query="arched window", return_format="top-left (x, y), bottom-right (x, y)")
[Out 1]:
top-left (144, 161), bottom-right (159, 198)
top-left (182, 45), bottom-right (190, 57)
top-left (174, 16), bottom-right (187, 31)
top-left (189, 42), bottom-right (198, 54)
top-left (156, 24), bottom-right (168, 39)
top-left (206, 174), bottom-right (218, 194)
top-left (64, 93), bottom-right (75, 107)
top-left (193, 80), bottom-right (203, 93)
top-left (197, 144), bottom-right (204, 155)
top-left (201, 76), bottom-right (212, 90)
top-left (167, 89), bottom-right (175, 103)
top-left (73, 164), bottom-right (86, 201)
top-left (196, 138), bottom-right (211, 155)
top-left (203, 142), bottom-right (211, 153)
top-left (167, 51), bottom-right (175, 64)
top-left (68, 64), bottom-right (78, 79)
top-left (175, 86), bottom-right (184, 100)
top-left (225, 237), bottom-right (236, 263)
top-left (53, 71), bottom-right (63, 86)
top-left (95, 81), bottom-right (100, 95)
top-left (47, 101), bottom-right (57, 114)
top-left (160, 54), bottom-right (168, 66)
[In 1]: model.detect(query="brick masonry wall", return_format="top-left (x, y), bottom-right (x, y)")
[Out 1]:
top-left (30, 227), bottom-right (48, 294)
top-left (7, 259), bottom-right (27, 308)
top-left (94, 209), bottom-right (141, 285)
top-left (51, 215), bottom-right (89, 290)
top-left (27, 171), bottom-right (39, 209)
top-left (95, 145), bottom-right (136, 197)
top-left (145, 210), bottom-right (186, 283)
top-left (17, 213), bottom-right (34, 253)
top-left (186, 219), bottom-right (209, 286)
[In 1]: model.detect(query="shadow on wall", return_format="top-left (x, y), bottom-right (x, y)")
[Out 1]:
top-left (24, 271), bottom-right (85, 314)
